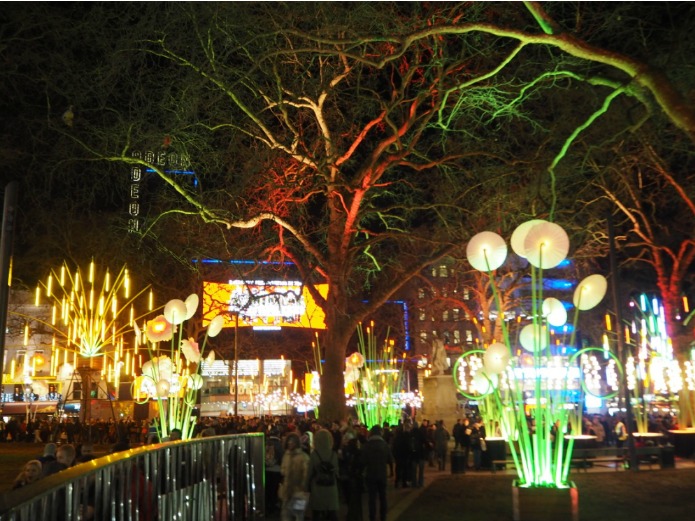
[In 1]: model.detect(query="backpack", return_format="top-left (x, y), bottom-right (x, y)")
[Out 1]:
top-left (265, 441), bottom-right (278, 467)
top-left (315, 453), bottom-right (336, 486)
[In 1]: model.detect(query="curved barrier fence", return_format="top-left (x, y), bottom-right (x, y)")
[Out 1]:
top-left (0, 433), bottom-right (265, 521)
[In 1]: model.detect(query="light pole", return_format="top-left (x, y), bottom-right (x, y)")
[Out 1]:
top-left (234, 312), bottom-right (239, 417)
top-left (609, 214), bottom-right (637, 470)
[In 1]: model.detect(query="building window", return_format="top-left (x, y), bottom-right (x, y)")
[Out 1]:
top-left (442, 310), bottom-right (449, 321)
top-left (463, 287), bottom-right (470, 300)
top-left (419, 309), bottom-right (427, 321)
top-left (431, 266), bottom-right (438, 277)
top-left (465, 329), bottom-right (473, 342)
top-left (438, 265), bottom-right (448, 278)
top-left (453, 330), bottom-right (461, 344)
top-left (420, 331), bottom-right (428, 344)
top-left (418, 288), bottom-right (426, 299)
top-left (452, 308), bottom-right (460, 321)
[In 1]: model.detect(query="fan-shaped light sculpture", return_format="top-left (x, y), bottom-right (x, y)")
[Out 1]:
top-left (523, 222), bottom-right (569, 269)
top-left (519, 323), bottom-right (549, 352)
top-left (542, 297), bottom-right (568, 327)
top-left (472, 371), bottom-right (498, 395)
top-left (511, 219), bottom-right (546, 258)
top-left (466, 231), bottom-right (508, 272)
top-left (483, 342), bottom-right (512, 374)
top-left (573, 274), bottom-right (607, 311)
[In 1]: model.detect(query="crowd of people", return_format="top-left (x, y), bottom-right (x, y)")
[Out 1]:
top-left (4, 410), bottom-right (680, 520)
top-left (11, 440), bottom-right (98, 490)
top-left (259, 415), bottom-right (460, 521)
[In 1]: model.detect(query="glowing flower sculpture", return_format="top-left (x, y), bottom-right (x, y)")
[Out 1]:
top-left (134, 295), bottom-right (224, 440)
top-left (454, 221), bottom-right (621, 490)
top-left (347, 322), bottom-right (406, 428)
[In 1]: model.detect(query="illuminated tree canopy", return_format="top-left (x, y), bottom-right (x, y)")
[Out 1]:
top-left (2, 2), bottom-right (695, 421)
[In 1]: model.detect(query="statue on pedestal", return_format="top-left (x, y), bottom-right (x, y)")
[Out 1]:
top-left (430, 338), bottom-right (449, 376)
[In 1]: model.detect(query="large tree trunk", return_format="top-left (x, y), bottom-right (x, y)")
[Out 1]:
top-left (319, 309), bottom-right (354, 422)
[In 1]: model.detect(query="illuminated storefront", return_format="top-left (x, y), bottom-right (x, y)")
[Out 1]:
top-left (199, 358), bottom-right (293, 416)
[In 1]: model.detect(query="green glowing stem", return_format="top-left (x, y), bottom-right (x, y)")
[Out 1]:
top-left (547, 87), bottom-right (626, 220)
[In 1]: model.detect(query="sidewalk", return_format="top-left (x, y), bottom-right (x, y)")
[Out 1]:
top-left (385, 461), bottom-right (448, 521)
top-left (385, 451), bottom-right (695, 521)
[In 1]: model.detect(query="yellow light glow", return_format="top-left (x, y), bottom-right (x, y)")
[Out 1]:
top-left (35, 286), bottom-right (40, 306)
top-left (23, 324), bottom-right (29, 346)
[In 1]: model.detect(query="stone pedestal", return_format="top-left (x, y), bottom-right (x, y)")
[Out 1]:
top-left (420, 375), bottom-right (458, 431)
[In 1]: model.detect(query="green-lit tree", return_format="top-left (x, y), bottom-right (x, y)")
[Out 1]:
top-left (3, 2), bottom-right (695, 422)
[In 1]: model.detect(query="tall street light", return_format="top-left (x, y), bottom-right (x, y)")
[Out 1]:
top-left (234, 312), bottom-right (239, 417)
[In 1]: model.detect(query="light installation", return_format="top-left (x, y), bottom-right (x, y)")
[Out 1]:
top-left (613, 293), bottom-right (695, 430)
top-left (132, 294), bottom-right (224, 440)
top-left (32, 261), bottom-right (153, 398)
top-left (454, 220), bottom-right (621, 489)
top-left (345, 323), bottom-right (409, 428)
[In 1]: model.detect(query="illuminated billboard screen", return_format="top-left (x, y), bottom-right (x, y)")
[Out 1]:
top-left (202, 280), bottom-right (328, 330)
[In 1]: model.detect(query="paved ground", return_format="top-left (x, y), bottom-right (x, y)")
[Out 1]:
top-left (387, 455), bottom-right (695, 521)
top-left (2, 442), bottom-right (694, 519)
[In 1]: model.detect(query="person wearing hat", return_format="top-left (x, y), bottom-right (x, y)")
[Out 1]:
top-left (360, 425), bottom-right (394, 521)
top-left (38, 443), bottom-right (57, 465)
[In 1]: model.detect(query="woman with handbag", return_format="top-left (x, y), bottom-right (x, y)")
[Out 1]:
top-left (279, 432), bottom-right (310, 521)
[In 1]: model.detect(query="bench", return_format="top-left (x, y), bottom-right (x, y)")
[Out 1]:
top-left (491, 459), bottom-right (517, 473)
top-left (634, 446), bottom-right (664, 469)
top-left (491, 445), bottom-right (668, 473)
top-left (571, 448), bottom-right (625, 471)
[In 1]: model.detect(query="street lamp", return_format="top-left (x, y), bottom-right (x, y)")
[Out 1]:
top-left (234, 312), bottom-right (239, 417)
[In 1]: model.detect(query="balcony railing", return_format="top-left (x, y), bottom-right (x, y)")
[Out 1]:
top-left (0, 433), bottom-right (265, 521)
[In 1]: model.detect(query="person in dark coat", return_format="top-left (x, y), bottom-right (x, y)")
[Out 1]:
top-left (38, 442), bottom-right (58, 465)
top-left (361, 425), bottom-right (394, 521)
top-left (469, 418), bottom-right (486, 471)
top-left (460, 417), bottom-right (472, 469)
top-left (391, 419), bottom-right (415, 487)
top-left (41, 443), bottom-right (76, 477)
top-left (453, 419), bottom-right (464, 450)
top-left (412, 421), bottom-right (427, 487)
top-left (341, 434), bottom-right (364, 521)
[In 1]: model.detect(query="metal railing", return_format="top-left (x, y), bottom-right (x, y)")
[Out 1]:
top-left (0, 433), bottom-right (265, 521)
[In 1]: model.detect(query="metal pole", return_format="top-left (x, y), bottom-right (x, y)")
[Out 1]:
top-left (608, 214), bottom-right (638, 470)
top-left (234, 313), bottom-right (239, 417)
top-left (0, 182), bottom-right (18, 381)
